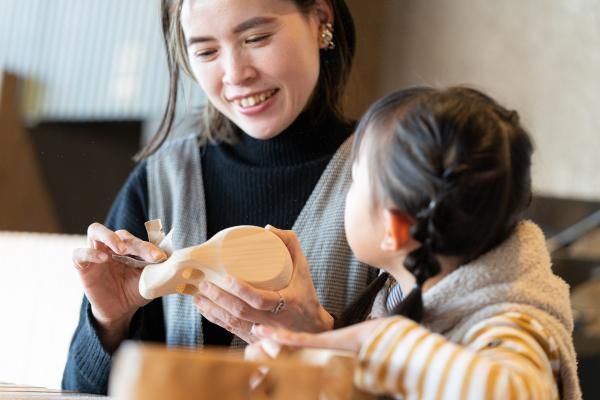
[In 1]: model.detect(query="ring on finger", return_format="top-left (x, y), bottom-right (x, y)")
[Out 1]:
top-left (272, 291), bottom-right (286, 314)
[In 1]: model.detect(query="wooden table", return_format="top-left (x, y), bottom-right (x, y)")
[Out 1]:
top-left (0, 384), bottom-right (106, 399)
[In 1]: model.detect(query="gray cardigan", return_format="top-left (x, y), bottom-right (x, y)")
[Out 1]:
top-left (146, 133), bottom-right (377, 348)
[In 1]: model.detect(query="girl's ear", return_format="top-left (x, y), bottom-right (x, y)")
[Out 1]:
top-left (381, 210), bottom-right (413, 251)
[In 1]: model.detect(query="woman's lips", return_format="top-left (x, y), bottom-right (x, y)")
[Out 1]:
top-left (230, 89), bottom-right (279, 115)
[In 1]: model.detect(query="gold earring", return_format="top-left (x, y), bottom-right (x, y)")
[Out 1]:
top-left (320, 22), bottom-right (335, 50)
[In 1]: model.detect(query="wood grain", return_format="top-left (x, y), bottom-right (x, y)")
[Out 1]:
top-left (139, 226), bottom-right (293, 299)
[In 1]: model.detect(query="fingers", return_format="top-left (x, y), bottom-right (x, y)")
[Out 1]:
top-left (194, 295), bottom-right (233, 330)
top-left (252, 323), bottom-right (358, 351)
top-left (86, 222), bottom-right (166, 263)
top-left (115, 229), bottom-right (166, 262)
top-left (72, 247), bottom-right (109, 270)
top-left (253, 320), bottom-right (389, 353)
top-left (87, 222), bottom-right (127, 254)
top-left (194, 295), bottom-right (256, 342)
top-left (198, 281), bottom-right (268, 322)
top-left (244, 338), bottom-right (282, 362)
top-left (264, 224), bottom-right (289, 245)
top-left (251, 325), bottom-right (326, 348)
top-left (222, 276), bottom-right (281, 312)
top-left (265, 226), bottom-right (311, 285)
top-left (244, 342), bottom-right (268, 363)
top-left (265, 225), bottom-right (301, 260)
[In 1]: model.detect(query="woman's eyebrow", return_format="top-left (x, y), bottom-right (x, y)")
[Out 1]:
top-left (187, 16), bottom-right (277, 46)
top-left (233, 16), bottom-right (277, 34)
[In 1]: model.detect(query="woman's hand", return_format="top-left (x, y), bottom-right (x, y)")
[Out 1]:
top-left (72, 222), bottom-right (167, 351)
top-left (193, 225), bottom-right (334, 343)
top-left (248, 318), bottom-right (390, 355)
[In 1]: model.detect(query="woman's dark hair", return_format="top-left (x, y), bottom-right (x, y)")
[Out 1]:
top-left (336, 86), bottom-right (534, 327)
top-left (135, 0), bottom-right (356, 160)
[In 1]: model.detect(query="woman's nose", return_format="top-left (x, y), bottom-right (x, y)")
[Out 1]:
top-left (222, 51), bottom-right (256, 86)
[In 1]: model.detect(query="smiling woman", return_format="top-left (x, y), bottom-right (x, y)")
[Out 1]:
top-left (138, 0), bottom-right (356, 152)
top-left (61, 0), bottom-right (377, 395)
top-left (180, 0), bottom-right (324, 140)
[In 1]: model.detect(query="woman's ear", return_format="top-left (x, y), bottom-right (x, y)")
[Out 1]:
top-left (313, 0), bottom-right (334, 25)
top-left (380, 210), bottom-right (413, 251)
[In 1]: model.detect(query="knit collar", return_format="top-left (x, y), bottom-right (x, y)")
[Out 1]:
top-left (422, 221), bottom-right (572, 335)
top-left (420, 220), bottom-right (580, 400)
top-left (225, 111), bottom-right (353, 167)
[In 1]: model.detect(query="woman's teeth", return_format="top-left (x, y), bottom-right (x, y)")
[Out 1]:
top-left (233, 90), bottom-right (277, 108)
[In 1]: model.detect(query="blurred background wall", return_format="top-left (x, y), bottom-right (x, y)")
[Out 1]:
top-left (346, 0), bottom-right (600, 201)
top-left (0, 0), bottom-right (204, 122)
top-left (0, 0), bottom-right (203, 233)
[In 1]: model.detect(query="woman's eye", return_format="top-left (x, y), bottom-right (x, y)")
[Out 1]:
top-left (193, 49), bottom-right (217, 59)
top-left (245, 34), bottom-right (272, 44)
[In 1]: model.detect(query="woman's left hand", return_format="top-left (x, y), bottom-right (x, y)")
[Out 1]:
top-left (193, 225), bottom-right (334, 343)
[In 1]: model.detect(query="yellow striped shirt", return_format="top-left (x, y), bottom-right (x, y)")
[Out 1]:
top-left (355, 312), bottom-right (560, 399)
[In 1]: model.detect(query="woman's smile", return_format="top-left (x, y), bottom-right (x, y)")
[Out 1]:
top-left (228, 88), bottom-right (279, 113)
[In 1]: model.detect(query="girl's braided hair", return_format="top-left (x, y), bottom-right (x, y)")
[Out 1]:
top-left (337, 86), bottom-right (533, 326)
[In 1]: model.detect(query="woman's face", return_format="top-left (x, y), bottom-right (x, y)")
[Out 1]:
top-left (181, 0), bottom-right (326, 139)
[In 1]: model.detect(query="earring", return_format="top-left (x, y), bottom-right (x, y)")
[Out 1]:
top-left (320, 23), bottom-right (335, 50)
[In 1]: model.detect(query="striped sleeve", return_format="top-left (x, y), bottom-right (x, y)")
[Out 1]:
top-left (354, 312), bottom-right (560, 399)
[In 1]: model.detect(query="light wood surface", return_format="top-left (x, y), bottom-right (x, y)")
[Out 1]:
top-left (0, 383), bottom-right (105, 399)
top-left (138, 226), bottom-right (293, 299)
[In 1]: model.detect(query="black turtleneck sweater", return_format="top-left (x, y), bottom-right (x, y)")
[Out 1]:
top-left (63, 113), bottom-right (354, 394)
top-left (104, 112), bottom-right (353, 346)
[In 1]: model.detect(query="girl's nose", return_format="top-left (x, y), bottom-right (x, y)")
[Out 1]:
top-left (222, 51), bottom-right (256, 86)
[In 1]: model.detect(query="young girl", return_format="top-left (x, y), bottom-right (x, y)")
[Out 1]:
top-left (252, 87), bottom-right (581, 399)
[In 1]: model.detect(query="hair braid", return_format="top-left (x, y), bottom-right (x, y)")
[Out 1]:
top-left (390, 199), bottom-right (442, 322)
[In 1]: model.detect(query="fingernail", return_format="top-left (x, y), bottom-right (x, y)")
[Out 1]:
top-left (75, 262), bottom-right (88, 271)
top-left (98, 253), bottom-right (108, 262)
top-left (250, 324), bottom-right (260, 335)
top-left (262, 338), bottom-right (281, 358)
top-left (256, 325), bottom-right (273, 336)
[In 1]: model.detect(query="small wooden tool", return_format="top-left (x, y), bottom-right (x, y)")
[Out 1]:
top-left (139, 226), bottom-right (293, 300)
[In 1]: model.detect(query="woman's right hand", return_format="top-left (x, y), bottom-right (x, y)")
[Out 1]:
top-left (193, 226), bottom-right (334, 343)
top-left (72, 222), bottom-right (167, 351)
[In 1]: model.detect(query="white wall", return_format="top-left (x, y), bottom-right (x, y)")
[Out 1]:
top-left (0, 232), bottom-right (86, 389)
top-left (348, 0), bottom-right (600, 200)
